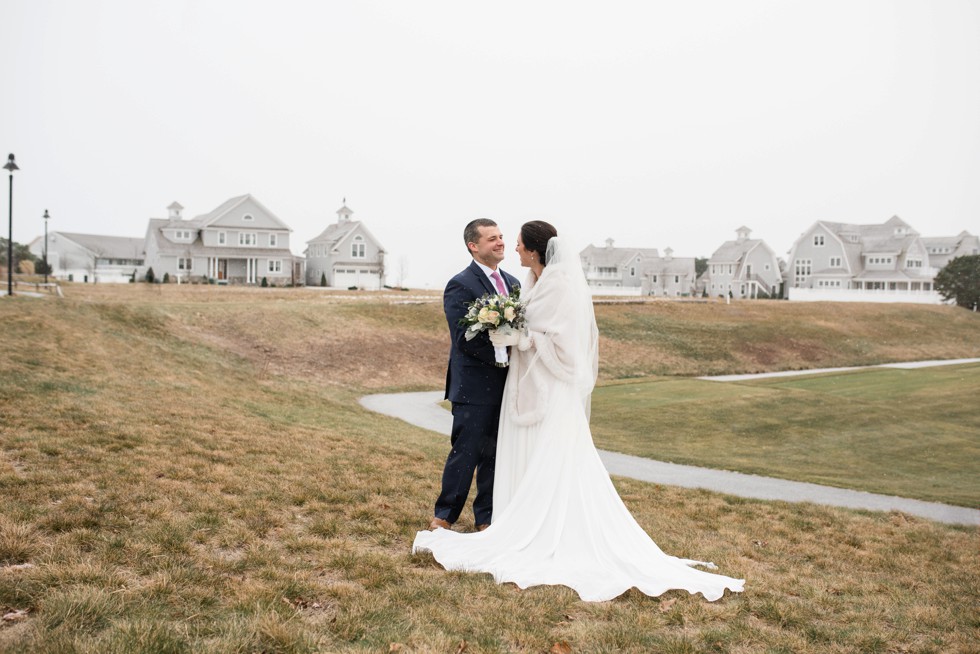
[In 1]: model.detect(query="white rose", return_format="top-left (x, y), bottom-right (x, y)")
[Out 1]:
top-left (478, 307), bottom-right (500, 324)
top-left (504, 306), bottom-right (516, 321)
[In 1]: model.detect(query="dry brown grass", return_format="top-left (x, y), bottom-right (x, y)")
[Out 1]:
top-left (0, 285), bottom-right (978, 653)
top-left (59, 283), bottom-right (980, 390)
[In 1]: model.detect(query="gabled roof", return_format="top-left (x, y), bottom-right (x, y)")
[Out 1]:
top-left (306, 218), bottom-right (386, 255)
top-left (308, 220), bottom-right (360, 246)
top-left (921, 231), bottom-right (977, 249)
top-left (191, 194), bottom-right (292, 231)
top-left (54, 232), bottom-right (145, 259)
top-left (710, 238), bottom-right (763, 263)
top-left (921, 235), bottom-right (962, 248)
top-left (580, 244), bottom-right (659, 268)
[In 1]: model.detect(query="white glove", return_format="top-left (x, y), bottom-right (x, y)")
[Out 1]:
top-left (489, 329), bottom-right (522, 347)
top-left (517, 332), bottom-right (534, 351)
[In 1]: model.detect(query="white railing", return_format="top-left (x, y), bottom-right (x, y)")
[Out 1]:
top-left (586, 271), bottom-right (623, 281)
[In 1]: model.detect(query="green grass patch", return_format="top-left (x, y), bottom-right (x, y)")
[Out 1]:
top-left (591, 364), bottom-right (980, 506)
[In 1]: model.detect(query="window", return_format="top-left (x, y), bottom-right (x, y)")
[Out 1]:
top-left (218, 232), bottom-right (226, 245)
top-left (178, 258), bottom-right (192, 271)
top-left (243, 214), bottom-right (254, 221)
top-left (239, 233), bottom-right (257, 246)
top-left (764, 263), bottom-right (771, 271)
top-left (268, 260), bottom-right (282, 273)
top-left (351, 235), bottom-right (365, 258)
top-left (269, 233), bottom-right (278, 247)
top-left (630, 267), bottom-right (636, 277)
top-left (674, 275), bottom-right (679, 284)
top-left (814, 235), bottom-right (825, 246)
top-left (906, 259), bottom-right (922, 268)
top-left (175, 229), bottom-right (192, 241)
top-left (830, 257), bottom-right (842, 267)
top-left (794, 258), bottom-right (811, 286)
top-left (652, 275), bottom-right (658, 283)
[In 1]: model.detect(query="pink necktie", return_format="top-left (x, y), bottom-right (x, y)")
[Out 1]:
top-left (490, 270), bottom-right (507, 295)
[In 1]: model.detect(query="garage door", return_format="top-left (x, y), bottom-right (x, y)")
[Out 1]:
top-left (333, 269), bottom-right (358, 288)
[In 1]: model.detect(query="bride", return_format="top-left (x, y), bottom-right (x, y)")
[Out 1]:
top-left (413, 221), bottom-right (744, 602)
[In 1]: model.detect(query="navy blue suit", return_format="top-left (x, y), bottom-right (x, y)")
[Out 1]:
top-left (435, 260), bottom-right (521, 526)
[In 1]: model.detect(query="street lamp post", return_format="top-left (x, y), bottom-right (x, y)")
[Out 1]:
top-left (4, 153), bottom-right (18, 297)
top-left (43, 209), bottom-right (50, 285)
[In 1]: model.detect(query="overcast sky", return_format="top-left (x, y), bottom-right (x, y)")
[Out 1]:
top-left (3, 0), bottom-right (978, 288)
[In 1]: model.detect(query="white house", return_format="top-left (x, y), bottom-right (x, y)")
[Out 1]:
top-left (304, 202), bottom-right (386, 289)
top-left (143, 195), bottom-right (300, 285)
top-left (785, 216), bottom-right (942, 303)
top-left (700, 226), bottom-right (783, 298)
top-left (580, 239), bottom-right (696, 296)
top-left (27, 232), bottom-right (145, 283)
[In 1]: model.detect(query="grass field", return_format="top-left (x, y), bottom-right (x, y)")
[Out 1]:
top-left (1, 284), bottom-right (978, 653)
top-left (591, 364), bottom-right (980, 506)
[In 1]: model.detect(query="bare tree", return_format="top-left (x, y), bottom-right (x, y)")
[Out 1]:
top-left (394, 255), bottom-right (409, 289)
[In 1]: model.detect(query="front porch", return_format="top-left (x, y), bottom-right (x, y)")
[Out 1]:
top-left (204, 257), bottom-right (292, 285)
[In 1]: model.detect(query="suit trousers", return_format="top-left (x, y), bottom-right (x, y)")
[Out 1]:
top-left (434, 402), bottom-right (501, 526)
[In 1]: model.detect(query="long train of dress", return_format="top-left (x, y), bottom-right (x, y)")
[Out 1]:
top-left (413, 375), bottom-right (745, 602)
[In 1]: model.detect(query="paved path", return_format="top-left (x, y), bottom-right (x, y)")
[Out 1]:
top-left (360, 359), bottom-right (980, 527)
top-left (698, 357), bottom-right (980, 382)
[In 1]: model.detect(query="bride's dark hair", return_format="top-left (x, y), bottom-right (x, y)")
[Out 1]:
top-left (520, 220), bottom-right (558, 265)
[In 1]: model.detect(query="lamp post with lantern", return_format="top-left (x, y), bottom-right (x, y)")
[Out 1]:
top-left (43, 209), bottom-right (50, 284)
top-left (3, 153), bottom-right (18, 297)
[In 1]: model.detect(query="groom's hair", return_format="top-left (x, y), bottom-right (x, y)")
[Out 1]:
top-left (521, 220), bottom-right (558, 265)
top-left (463, 219), bottom-right (498, 254)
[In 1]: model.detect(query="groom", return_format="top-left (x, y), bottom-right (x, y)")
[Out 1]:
top-left (429, 218), bottom-right (521, 532)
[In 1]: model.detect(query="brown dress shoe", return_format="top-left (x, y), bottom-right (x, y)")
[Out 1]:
top-left (429, 517), bottom-right (452, 530)
top-left (476, 524), bottom-right (490, 532)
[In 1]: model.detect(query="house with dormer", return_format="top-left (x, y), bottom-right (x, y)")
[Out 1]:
top-left (786, 216), bottom-right (940, 302)
top-left (700, 226), bottom-right (783, 298)
top-left (142, 195), bottom-right (299, 284)
top-left (921, 231), bottom-right (980, 269)
top-left (579, 239), bottom-right (696, 296)
top-left (304, 202), bottom-right (386, 289)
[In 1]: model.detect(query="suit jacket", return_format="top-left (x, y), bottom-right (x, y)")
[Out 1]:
top-left (444, 260), bottom-right (522, 404)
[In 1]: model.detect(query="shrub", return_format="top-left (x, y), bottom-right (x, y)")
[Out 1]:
top-left (320, 273), bottom-right (327, 287)
top-left (145, 267), bottom-right (155, 283)
top-left (935, 255), bottom-right (980, 310)
top-left (162, 272), bottom-right (170, 284)
top-left (261, 277), bottom-right (268, 287)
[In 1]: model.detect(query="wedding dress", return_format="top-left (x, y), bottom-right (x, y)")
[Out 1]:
top-left (413, 238), bottom-right (744, 602)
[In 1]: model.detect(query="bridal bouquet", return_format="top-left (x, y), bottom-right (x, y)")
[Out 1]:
top-left (460, 289), bottom-right (526, 365)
